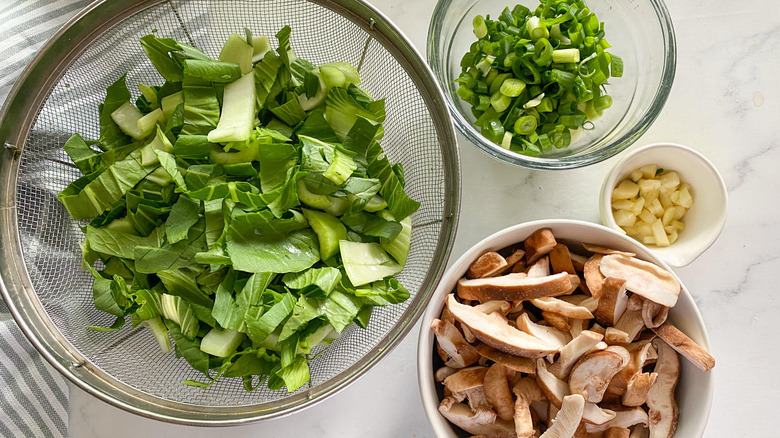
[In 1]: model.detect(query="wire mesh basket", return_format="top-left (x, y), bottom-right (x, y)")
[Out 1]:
top-left (0, 0), bottom-right (459, 425)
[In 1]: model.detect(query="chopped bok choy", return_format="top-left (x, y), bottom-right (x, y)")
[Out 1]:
top-left (57, 26), bottom-right (418, 393)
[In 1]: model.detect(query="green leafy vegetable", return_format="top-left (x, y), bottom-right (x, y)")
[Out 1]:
top-left (58, 27), bottom-right (418, 393)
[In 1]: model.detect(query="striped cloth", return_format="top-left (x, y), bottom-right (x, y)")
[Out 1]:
top-left (1, 1), bottom-right (93, 437)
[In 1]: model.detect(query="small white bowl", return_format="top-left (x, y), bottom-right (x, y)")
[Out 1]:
top-left (417, 220), bottom-right (714, 438)
top-left (599, 143), bottom-right (728, 268)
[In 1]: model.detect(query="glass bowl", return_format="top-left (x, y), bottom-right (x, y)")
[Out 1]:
top-left (428, 0), bottom-right (676, 169)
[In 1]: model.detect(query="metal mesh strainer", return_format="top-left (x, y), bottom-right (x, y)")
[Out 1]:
top-left (0, 0), bottom-right (459, 425)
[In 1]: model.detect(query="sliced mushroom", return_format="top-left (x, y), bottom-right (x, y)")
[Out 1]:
top-left (613, 308), bottom-right (645, 342)
top-left (517, 312), bottom-right (570, 349)
top-left (531, 297), bottom-right (594, 319)
top-left (525, 228), bottom-right (558, 265)
top-left (584, 254), bottom-right (605, 298)
top-left (475, 300), bottom-right (513, 315)
top-left (622, 372), bottom-right (658, 407)
top-left (652, 321), bottom-right (715, 372)
top-left (484, 363), bottom-right (515, 422)
top-left (594, 277), bottom-right (629, 327)
top-left (570, 253), bottom-right (588, 273)
top-left (503, 249), bottom-right (526, 272)
top-left (511, 260), bottom-right (528, 273)
top-left (598, 255), bottom-right (680, 307)
top-left (514, 391), bottom-right (535, 438)
top-left (605, 340), bottom-right (657, 399)
top-left (527, 256), bottom-right (552, 277)
top-left (569, 318), bottom-right (586, 338)
top-left (458, 272), bottom-right (576, 302)
top-left (550, 244), bottom-right (577, 274)
top-left (438, 397), bottom-right (516, 436)
top-left (435, 366), bottom-right (458, 382)
top-left (476, 344), bottom-right (536, 374)
top-left (542, 311), bottom-right (572, 332)
top-left (641, 300), bottom-right (669, 329)
top-left (539, 394), bottom-right (586, 438)
top-left (604, 427), bottom-right (631, 438)
top-left (548, 330), bottom-right (605, 380)
top-left (443, 366), bottom-right (489, 405)
top-left (559, 294), bottom-right (599, 312)
top-left (574, 421), bottom-right (588, 438)
top-left (448, 295), bottom-right (559, 358)
top-left (605, 327), bottom-right (630, 345)
top-left (468, 251), bottom-right (509, 279)
top-left (585, 407), bottom-right (649, 434)
top-left (513, 377), bottom-right (546, 402)
top-left (646, 339), bottom-right (680, 438)
top-left (432, 318), bottom-right (481, 368)
top-left (568, 347), bottom-right (629, 403)
top-left (536, 358), bottom-right (571, 409)
top-left (582, 243), bottom-right (636, 257)
top-left (583, 402), bottom-right (617, 425)
top-left (468, 434), bottom-right (517, 438)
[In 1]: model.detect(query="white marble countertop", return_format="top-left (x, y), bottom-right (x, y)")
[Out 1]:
top-left (50, 0), bottom-right (779, 436)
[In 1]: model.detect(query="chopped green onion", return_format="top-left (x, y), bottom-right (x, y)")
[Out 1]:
top-left (594, 95), bottom-right (613, 111)
top-left (456, 86), bottom-right (475, 101)
top-left (490, 72), bottom-right (513, 95)
top-left (501, 131), bottom-right (514, 149)
top-left (611, 54), bottom-right (623, 77)
top-left (514, 115), bottom-right (537, 135)
top-left (490, 91), bottom-right (512, 112)
top-left (473, 15), bottom-right (488, 39)
top-left (552, 48), bottom-right (580, 64)
top-left (533, 39), bottom-right (553, 66)
top-left (455, 0), bottom-right (621, 154)
top-left (526, 16), bottom-right (550, 41)
top-left (499, 78), bottom-right (526, 97)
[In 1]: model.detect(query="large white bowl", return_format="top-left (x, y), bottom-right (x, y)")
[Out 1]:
top-left (417, 219), bottom-right (714, 437)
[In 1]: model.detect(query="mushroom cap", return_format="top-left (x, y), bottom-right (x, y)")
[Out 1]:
top-left (584, 254), bottom-right (606, 298)
top-left (525, 228), bottom-right (558, 265)
top-left (539, 394), bottom-right (586, 438)
top-left (652, 321), bottom-right (715, 372)
top-left (646, 339), bottom-right (680, 438)
top-left (550, 244), bottom-right (577, 275)
top-left (517, 312), bottom-right (571, 349)
top-left (468, 251), bottom-right (509, 279)
top-left (595, 277), bottom-right (629, 327)
top-left (438, 398), bottom-right (516, 436)
top-left (432, 318), bottom-right (481, 368)
top-left (443, 366), bottom-right (489, 395)
top-left (458, 272), bottom-right (576, 302)
top-left (598, 255), bottom-right (680, 307)
top-left (568, 348), bottom-right (628, 403)
top-left (448, 295), bottom-right (559, 358)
